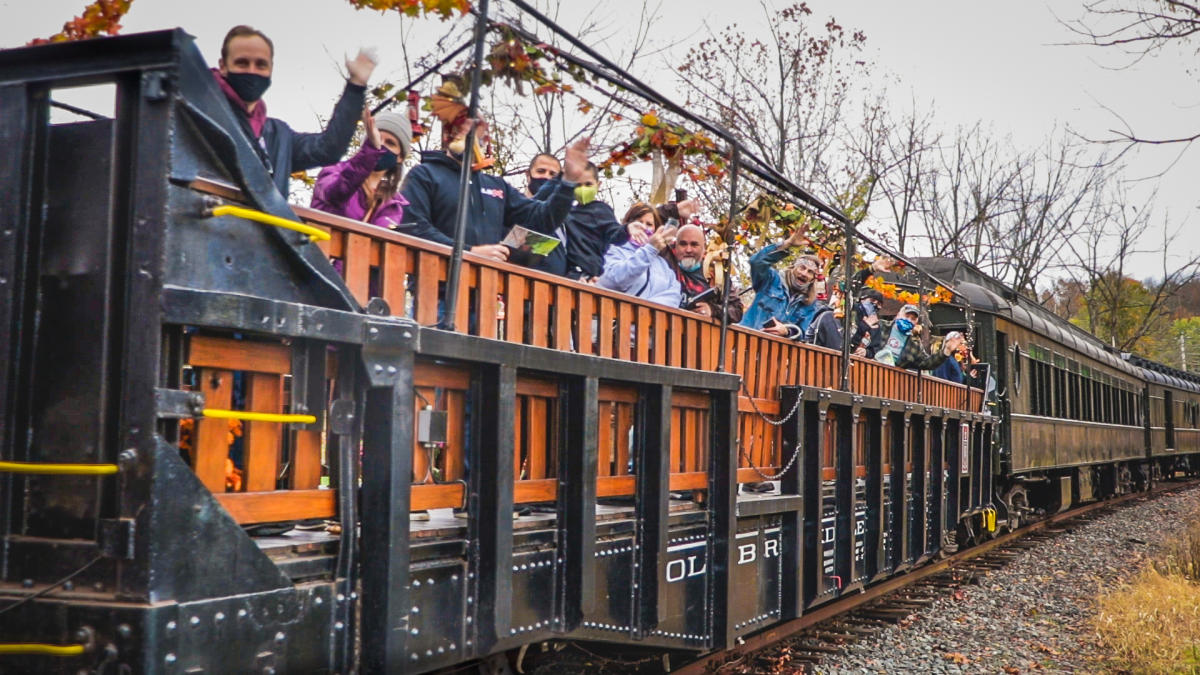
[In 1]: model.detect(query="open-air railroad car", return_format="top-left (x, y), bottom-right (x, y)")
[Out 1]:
top-left (0, 29), bottom-right (1195, 675)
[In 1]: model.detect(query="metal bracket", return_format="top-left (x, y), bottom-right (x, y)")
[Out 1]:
top-left (155, 388), bottom-right (205, 419)
top-left (98, 518), bottom-right (137, 559)
top-left (329, 399), bottom-right (357, 436)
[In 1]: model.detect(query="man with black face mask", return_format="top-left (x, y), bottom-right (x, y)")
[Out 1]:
top-left (213, 25), bottom-right (375, 196)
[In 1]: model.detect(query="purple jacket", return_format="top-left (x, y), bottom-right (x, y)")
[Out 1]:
top-left (311, 143), bottom-right (409, 229)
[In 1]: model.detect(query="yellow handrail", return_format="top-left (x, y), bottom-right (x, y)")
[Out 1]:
top-left (0, 643), bottom-right (86, 656)
top-left (0, 461), bottom-right (118, 476)
top-left (202, 409), bottom-right (317, 424)
top-left (210, 204), bottom-right (331, 242)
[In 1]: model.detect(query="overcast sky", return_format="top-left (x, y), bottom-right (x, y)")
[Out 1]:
top-left (4, 0), bottom-right (1196, 281)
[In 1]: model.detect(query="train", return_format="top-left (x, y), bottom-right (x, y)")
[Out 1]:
top-left (0, 29), bottom-right (1197, 675)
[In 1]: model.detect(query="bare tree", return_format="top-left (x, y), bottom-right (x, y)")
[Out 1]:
top-left (1059, 188), bottom-right (1200, 351)
top-left (675, 2), bottom-right (869, 201)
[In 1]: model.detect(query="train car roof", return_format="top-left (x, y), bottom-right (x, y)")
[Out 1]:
top-left (1125, 354), bottom-right (1200, 394)
top-left (913, 257), bottom-right (1144, 378)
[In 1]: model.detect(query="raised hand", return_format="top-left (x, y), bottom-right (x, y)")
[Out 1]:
top-left (648, 225), bottom-right (678, 252)
top-left (676, 198), bottom-right (700, 221)
top-left (627, 221), bottom-right (651, 246)
top-left (346, 47), bottom-right (378, 87)
top-left (563, 136), bottom-right (592, 183)
top-left (362, 108), bottom-right (382, 149)
top-left (783, 225), bottom-right (810, 249)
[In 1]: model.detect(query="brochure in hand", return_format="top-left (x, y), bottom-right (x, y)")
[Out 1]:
top-left (501, 225), bottom-right (562, 267)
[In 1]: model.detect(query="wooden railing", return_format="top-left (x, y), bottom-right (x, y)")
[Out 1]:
top-left (183, 335), bottom-right (331, 524)
top-left (184, 178), bottom-right (982, 519)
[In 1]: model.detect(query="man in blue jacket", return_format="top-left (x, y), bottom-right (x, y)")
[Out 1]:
top-left (398, 120), bottom-right (589, 262)
top-left (740, 228), bottom-right (841, 349)
top-left (213, 25), bottom-right (375, 197)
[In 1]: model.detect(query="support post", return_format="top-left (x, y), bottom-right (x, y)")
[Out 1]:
top-left (440, 0), bottom-right (490, 331)
top-left (717, 145), bottom-right (739, 372)
top-left (839, 218), bottom-right (856, 392)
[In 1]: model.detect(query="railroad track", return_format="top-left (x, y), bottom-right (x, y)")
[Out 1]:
top-left (676, 477), bottom-right (1200, 674)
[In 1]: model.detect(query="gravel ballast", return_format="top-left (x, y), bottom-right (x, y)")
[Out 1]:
top-left (805, 484), bottom-right (1200, 674)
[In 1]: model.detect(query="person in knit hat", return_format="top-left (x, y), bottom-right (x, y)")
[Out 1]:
top-left (212, 25), bottom-right (376, 196)
top-left (311, 109), bottom-right (412, 229)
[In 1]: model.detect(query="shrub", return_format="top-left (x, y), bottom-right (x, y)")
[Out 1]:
top-left (1093, 566), bottom-right (1200, 673)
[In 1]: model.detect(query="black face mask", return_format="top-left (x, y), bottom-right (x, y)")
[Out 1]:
top-left (225, 72), bottom-right (271, 103)
top-left (527, 176), bottom-right (550, 195)
top-left (374, 150), bottom-right (398, 172)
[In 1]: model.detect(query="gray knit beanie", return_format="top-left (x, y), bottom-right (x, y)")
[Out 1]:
top-left (374, 111), bottom-right (412, 160)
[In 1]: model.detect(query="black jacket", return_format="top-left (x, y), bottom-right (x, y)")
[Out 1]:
top-left (231, 82), bottom-right (365, 197)
top-left (398, 151), bottom-right (574, 247)
top-left (537, 200), bottom-right (628, 279)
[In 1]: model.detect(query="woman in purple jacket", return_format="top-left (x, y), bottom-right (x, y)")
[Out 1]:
top-left (311, 109), bottom-right (411, 229)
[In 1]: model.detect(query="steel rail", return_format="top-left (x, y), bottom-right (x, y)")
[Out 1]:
top-left (674, 477), bottom-right (1200, 674)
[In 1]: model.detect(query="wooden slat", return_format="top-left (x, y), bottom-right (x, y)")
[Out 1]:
top-left (516, 377), bottom-right (559, 398)
top-left (416, 251), bottom-right (441, 325)
top-left (669, 314), bottom-right (683, 367)
top-left (414, 362), bottom-right (471, 390)
top-left (669, 471), bottom-right (708, 491)
top-left (380, 243), bottom-right (407, 317)
top-left (615, 402), bottom-right (632, 475)
top-left (599, 384), bottom-right (639, 404)
top-left (673, 389), bottom-right (711, 409)
top-left (531, 281), bottom-right (551, 347)
top-left (193, 369), bottom-right (234, 492)
top-left (316, 226), bottom-right (335, 256)
top-left (597, 401), bottom-right (613, 476)
top-left (652, 310), bottom-right (668, 365)
top-left (216, 489), bottom-right (335, 524)
top-left (445, 389), bottom-right (466, 482)
top-left (554, 285), bottom-right (573, 351)
top-left (189, 336), bottom-right (290, 375)
top-left (453, 263), bottom-right (472, 333)
top-left (669, 407), bottom-right (682, 473)
top-left (478, 267), bottom-right (499, 339)
top-left (528, 397), bottom-right (548, 480)
top-left (636, 306), bottom-right (651, 363)
top-left (345, 233), bottom-right (371, 304)
top-left (292, 430), bottom-right (322, 489)
top-left (599, 297), bottom-right (615, 358)
top-left (514, 397), bottom-right (524, 481)
top-left (598, 475), bottom-right (636, 497)
top-left (411, 483), bottom-right (465, 511)
top-left (737, 467), bottom-right (777, 483)
top-left (506, 274), bottom-right (527, 343)
top-left (515, 478), bottom-right (557, 503)
top-left (575, 292), bottom-right (595, 356)
top-left (243, 372), bottom-right (282, 492)
top-left (617, 303), bottom-right (633, 360)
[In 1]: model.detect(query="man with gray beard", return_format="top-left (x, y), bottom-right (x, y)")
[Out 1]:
top-left (740, 229), bottom-right (842, 349)
top-left (666, 225), bottom-right (743, 322)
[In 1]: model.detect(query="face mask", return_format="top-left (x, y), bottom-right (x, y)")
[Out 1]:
top-left (225, 72), bottom-right (271, 103)
top-left (859, 299), bottom-right (877, 317)
top-left (374, 150), bottom-right (398, 172)
top-left (574, 185), bottom-right (597, 205)
top-left (895, 318), bottom-right (914, 334)
top-left (447, 137), bottom-right (467, 157)
top-left (528, 177), bottom-right (549, 195)
top-left (789, 274), bottom-right (813, 295)
top-left (679, 257), bottom-right (701, 272)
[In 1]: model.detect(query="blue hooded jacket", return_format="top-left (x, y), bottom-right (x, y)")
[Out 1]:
top-left (397, 151), bottom-right (575, 248)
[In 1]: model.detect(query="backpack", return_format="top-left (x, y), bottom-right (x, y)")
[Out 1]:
top-left (802, 305), bottom-right (835, 344)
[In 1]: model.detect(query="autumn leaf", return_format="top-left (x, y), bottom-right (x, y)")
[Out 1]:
top-left (943, 652), bottom-right (970, 665)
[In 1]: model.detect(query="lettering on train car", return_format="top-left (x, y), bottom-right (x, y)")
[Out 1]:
top-left (961, 424), bottom-right (971, 474)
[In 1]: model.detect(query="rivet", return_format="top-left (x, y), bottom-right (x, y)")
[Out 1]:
top-left (214, 612), bottom-right (225, 623)
top-left (437, 646), bottom-right (445, 654)
top-left (451, 574), bottom-right (459, 581)
top-left (314, 596), bottom-right (323, 606)
top-left (275, 632), bottom-right (285, 644)
top-left (166, 621), bottom-right (177, 632)
top-left (467, 616), bottom-right (473, 623)
top-left (350, 592), bottom-right (358, 600)
top-left (411, 654), bottom-right (419, 662)
top-left (189, 616), bottom-right (200, 626)
top-left (335, 621), bottom-right (345, 631)
top-left (467, 640), bottom-right (473, 647)
top-left (449, 643), bottom-right (456, 651)
top-left (411, 628), bottom-right (419, 636)
top-left (426, 650), bottom-right (433, 657)
top-left (165, 653), bottom-right (176, 665)
top-left (387, 366), bottom-right (397, 375)
top-left (337, 593), bottom-right (346, 602)
top-left (237, 609), bottom-right (247, 619)
top-left (411, 606), bottom-right (420, 614)
top-left (374, 365), bottom-right (383, 373)
top-left (427, 577), bottom-right (434, 585)
top-left (413, 580), bottom-right (421, 588)
top-left (369, 327), bottom-right (379, 336)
